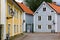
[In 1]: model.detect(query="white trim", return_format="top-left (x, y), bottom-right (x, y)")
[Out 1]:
top-left (23, 12), bottom-right (26, 32)
top-left (1, 0), bottom-right (6, 39)
top-left (34, 15), bottom-right (35, 32)
top-left (55, 13), bottom-right (57, 32)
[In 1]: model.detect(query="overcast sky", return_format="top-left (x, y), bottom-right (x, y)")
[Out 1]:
top-left (15, 0), bottom-right (60, 5)
top-left (15, 0), bottom-right (23, 2)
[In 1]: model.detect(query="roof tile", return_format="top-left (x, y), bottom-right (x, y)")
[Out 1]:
top-left (48, 3), bottom-right (60, 14)
top-left (17, 2), bottom-right (33, 15)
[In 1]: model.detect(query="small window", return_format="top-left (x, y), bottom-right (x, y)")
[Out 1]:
top-left (8, 5), bottom-right (11, 14)
top-left (38, 16), bottom-right (41, 21)
top-left (48, 25), bottom-right (52, 29)
top-left (17, 12), bottom-right (18, 19)
top-left (14, 25), bottom-right (16, 33)
top-left (48, 16), bottom-right (52, 20)
top-left (8, 24), bottom-right (10, 33)
top-left (17, 25), bottom-right (18, 32)
top-left (38, 25), bottom-right (41, 29)
top-left (43, 7), bottom-right (46, 11)
top-left (14, 9), bottom-right (17, 17)
top-left (51, 11), bottom-right (54, 12)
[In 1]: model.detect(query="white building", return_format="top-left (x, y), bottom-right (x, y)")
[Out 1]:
top-left (0, 0), bottom-right (6, 40)
top-left (34, 1), bottom-right (60, 32)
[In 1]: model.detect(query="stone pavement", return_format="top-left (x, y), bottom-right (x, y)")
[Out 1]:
top-left (14, 33), bottom-right (60, 40)
top-left (14, 33), bottom-right (28, 40)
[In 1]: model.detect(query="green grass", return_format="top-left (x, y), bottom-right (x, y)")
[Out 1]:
top-left (10, 33), bottom-right (24, 40)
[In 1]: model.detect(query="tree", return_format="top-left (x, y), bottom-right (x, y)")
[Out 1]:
top-left (24, 0), bottom-right (52, 12)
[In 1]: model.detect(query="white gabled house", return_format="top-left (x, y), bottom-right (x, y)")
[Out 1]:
top-left (34, 1), bottom-right (60, 32)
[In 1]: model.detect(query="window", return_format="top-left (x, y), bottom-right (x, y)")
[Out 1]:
top-left (17, 25), bottom-right (18, 32)
top-left (51, 11), bottom-right (54, 12)
top-left (17, 12), bottom-right (18, 19)
top-left (14, 25), bottom-right (16, 33)
top-left (48, 25), bottom-right (52, 29)
top-left (43, 7), bottom-right (46, 11)
top-left (38, 25), bottom-right (41, 29)
top-left (8, 5), bottom-right (11, 14)
top-left (14, 9), bottom-right (17, 17)
top-left (48, 16), bottom-right (52, 20)
top-left (8, 24), bottom-right (10, 34)
top-left (38, 16), bottom-right (41, 21)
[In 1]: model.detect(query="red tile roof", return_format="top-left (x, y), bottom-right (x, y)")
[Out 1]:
top-left (48, 3), bottom-right (60, 14)
top-left (17, 2), bottom-right (33, 15)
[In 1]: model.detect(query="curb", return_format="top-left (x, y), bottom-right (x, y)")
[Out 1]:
top-left (14, 33), bottom-right (28, 40)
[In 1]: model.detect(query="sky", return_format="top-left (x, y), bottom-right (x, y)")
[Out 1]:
top-left (15, 0), bottom-right (60, 5)
top-left (15, 0), bottom-right (23, 2)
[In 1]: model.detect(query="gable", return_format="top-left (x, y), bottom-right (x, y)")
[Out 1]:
top-left (34, 1), bottom-right (56, 15)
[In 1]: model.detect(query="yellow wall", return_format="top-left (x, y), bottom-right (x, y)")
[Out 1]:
top-left (6, 0), bottom-right (23, 37)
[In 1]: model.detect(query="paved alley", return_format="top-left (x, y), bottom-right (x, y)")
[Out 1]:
top-left (21, 33), bottom-right (60, 40)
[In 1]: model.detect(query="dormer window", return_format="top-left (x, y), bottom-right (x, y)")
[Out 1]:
top-left (43, 7), bottom-right (46, 11)
top-left (36, 12), bottom-right (38, 13)
top-left (51, 11), bottom-right (54, 12)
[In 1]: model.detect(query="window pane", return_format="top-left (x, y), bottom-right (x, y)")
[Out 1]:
top-left (38, 16), bottom-right (41, 20)
top-left (8, 24), bottom-right (10, 34)
top-left (43, 8), bottom-right (46, 11)
top-left (38, 25), bottom-right (41, 29)
top-left (48, 25), bottom-right (52, 29)
top-left (8, 5), bottom-right (10, 14)
top-left (14, 25), bottom-right (16, 33)
top-left (14, 9), bottom-right (17, 17)
top-left (17, 12), bottom-right (18, 19)
top-left (48, 16), bottom-right (52, 20)
top-left (17, 25), bottom-right (18, 32)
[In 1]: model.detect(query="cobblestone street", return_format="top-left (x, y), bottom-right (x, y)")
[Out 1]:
top-left (16, 33), bottom-right (60, 40)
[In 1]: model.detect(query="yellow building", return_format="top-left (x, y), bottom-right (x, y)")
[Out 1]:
top-left (0, 0), bottom-right (23, 40)
top-left (6, 0), bottom-right (23, 37)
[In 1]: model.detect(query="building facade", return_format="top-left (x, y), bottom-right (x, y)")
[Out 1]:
top-left (0, 0), bottom-right (23, 40)
top-left (34, 1), bottom-right (60, 32)
top-left (22, 13), bottom-right (33, 33)
top-left (17, 2), bottom-right (34, 33)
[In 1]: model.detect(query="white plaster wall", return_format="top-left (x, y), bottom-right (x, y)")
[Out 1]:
top-left (57, 14), bottom-right (60, 32)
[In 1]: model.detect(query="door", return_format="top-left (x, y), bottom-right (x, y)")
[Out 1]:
top-left (27, 25), bottom-right (31, 32)
top-left (0, 24), bottom-right (3, 40)
top-left (26, 24), bottom-right (34, 33)
top-left (27, 24), bottom-right (33, 32)
top-left (0, 26), bottom-right (2, 40)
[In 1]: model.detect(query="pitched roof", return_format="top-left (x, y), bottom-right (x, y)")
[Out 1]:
top-left (17, 2), bottom-right (33, 15)
top-left (48, 3), bottom-right (60, 14)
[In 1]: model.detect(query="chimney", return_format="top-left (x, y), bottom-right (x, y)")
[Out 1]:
top-left (52, 2), bottom-right (56, 5)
